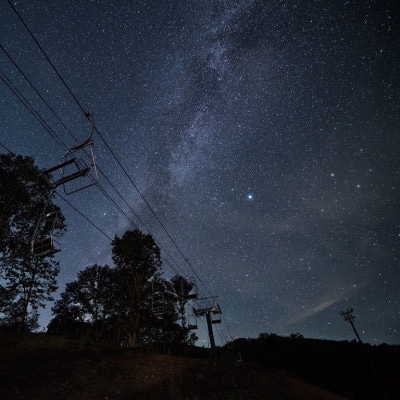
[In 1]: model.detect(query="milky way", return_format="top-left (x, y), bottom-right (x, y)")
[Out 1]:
top-left (1, 0), bottom-right (399, 345)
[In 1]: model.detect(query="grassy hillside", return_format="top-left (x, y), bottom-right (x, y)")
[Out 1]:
top-left (0, 333), bottom-right (350, 400)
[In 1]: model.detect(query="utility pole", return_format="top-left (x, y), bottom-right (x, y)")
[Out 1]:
top-left (340, 307), bottom-right (362, 342)
top-left (340, 308), bottom-right (389, 400)
top-left (193, 297), bottom-right (222, 359)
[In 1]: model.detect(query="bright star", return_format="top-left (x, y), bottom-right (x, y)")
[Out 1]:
top-left (247, 194), bottom-right (254, 201)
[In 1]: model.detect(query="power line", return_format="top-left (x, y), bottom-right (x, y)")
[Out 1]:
top-left (59, 182), bottom-right (189, 279)
top-left (1, 41), bottom-right (148, 232)
top-left (0, 64), bottom-right (192, 287)
top-left (55, 191), bottom-right (113, 242)
top-left (3, 137), bottom-right (184, 280)
top-left (6, 0), bottom-right (213, 298)
top-left (0, 68), bottom-right (68, 151)
top-left (0, 140), bottom-right (12, 153)
top-left (1, 45), bottom-right (190, 278)
top-left (0, 43), bottom-right (79, 144)
top-left (95, 126), bottom-right (213, 297)
top-left (0, 139), bottom-right (112, 242)
top-left (93, 177), bottom-right (192, 280)
top-left (6, 0), bottom-right (89, 120)
top-left (3, 2), bottom-right (239, 345)
top-left (1, 59), bottom-right (190, 285)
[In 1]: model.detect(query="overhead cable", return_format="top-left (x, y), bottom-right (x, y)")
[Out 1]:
top-left (7, 0), bottom-right (212, 297)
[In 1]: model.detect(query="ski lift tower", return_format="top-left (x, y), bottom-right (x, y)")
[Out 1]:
top-left (193, 296), bottom-right (222, 359)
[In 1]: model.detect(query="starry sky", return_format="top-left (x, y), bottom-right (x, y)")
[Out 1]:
top-left (1, 0), bottom-right (399, 346)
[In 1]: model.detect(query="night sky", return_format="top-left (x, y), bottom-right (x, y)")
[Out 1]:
top-left (1, 0), bottom-right (399, 346)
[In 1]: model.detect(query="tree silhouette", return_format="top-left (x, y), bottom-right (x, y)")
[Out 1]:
top-left (49, 230), bottom-right (197, 349)
top-left (50, 264), bottom-right (116, 341)
top-left (111, 229), bottom-right (162, 347)
top-left (0, 153), bottom-right (65, 332)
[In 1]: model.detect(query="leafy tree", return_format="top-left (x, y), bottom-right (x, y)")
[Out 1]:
top-left (290, 332), bottom-right (304, 340)
top-left (49, 231), bottom-right (197, 350)
top-left (137, 277), bottom-right (193, 351)
top-left (1, 255), bottom-right (59, 333)
top-left (0, 153), bottom-right (65, 332)
top-left (138, 278), bottom-right (174, 347)
top-left (47, 288), bottom-right (87, 339)
top-left (111, 229), bottom-right (162, 347)
top-left (49, 265), bottom-right (116, 341)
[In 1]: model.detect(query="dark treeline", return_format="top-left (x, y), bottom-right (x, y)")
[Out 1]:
top-left (0, 154), bottom-right (65, 333)
top-left (46, 230), bottom-right (198, 353)
top-left (223, 333), bottom-right (400, 400)
top-left (0, 154), bottom-right (198, 352)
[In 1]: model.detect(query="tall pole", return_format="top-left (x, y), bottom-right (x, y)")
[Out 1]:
top-left (206, 312), bottom-right (217, 359)
top-left (340, 308), bottom-right (389, 400)
top-left (340, 308), bottom-right (362, 343)
top-left (193, 297), bottom-right (221, 359)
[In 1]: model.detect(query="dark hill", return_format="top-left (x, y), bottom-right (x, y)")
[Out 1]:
top-left (0, 333), bottom-right (350, 400)
top-left (232, 335), bottom-right (400, 400)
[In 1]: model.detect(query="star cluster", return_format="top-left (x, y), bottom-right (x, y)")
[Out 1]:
top-left (1, 0), bottom-right (399, 345)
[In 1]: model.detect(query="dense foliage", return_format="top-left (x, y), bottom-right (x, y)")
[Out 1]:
top-left (49, 229), bottom-right (198, 349)
top-left (0, 153), bottom-right (65, 332)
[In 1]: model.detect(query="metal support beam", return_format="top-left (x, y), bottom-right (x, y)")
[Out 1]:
top-left (206, 312), bottom-right (217, 359)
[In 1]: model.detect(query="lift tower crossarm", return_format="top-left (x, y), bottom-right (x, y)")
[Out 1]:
top-left (192, 297), bottom-right (222, 359)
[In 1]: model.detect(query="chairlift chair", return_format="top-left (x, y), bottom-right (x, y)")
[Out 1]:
top-left (43, 113), bottom-right (98, 194)
top-left (151, 281), bottom-right (165, 316)
top-left (183, 277), bottom-right (198, 300)
top-left (31, 210), bottom-right (61, 257)
top-left (211, 316), bottom-right (222, 324)
top-left (187, 313), bottom-right (198, 330)
top-left (152, 300), bottom-right (164, 316)
top-left (211, 303), bottom-right (222, 324)
top-left (31, 235), bottom-right (60, 257)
